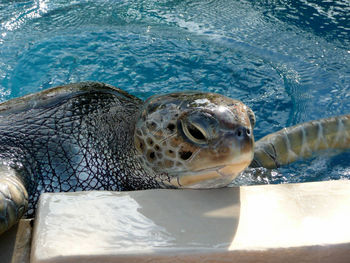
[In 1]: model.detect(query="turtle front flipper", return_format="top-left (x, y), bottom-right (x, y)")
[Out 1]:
top-left (0, 164), bottom-right (28, 234)
top-left (251, 114), bottom-right (350, 169)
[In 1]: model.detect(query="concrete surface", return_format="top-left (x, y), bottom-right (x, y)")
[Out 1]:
top-left (30, 180), bottom-right (350, 263)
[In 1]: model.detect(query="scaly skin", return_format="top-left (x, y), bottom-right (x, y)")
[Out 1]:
top-left (0, 82), bottom-right (161, 234)
top-left (251, 114), bottom-right (350, 168)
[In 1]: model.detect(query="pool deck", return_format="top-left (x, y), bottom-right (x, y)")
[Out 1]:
top-left (3, 180), bottom-right (350, 263)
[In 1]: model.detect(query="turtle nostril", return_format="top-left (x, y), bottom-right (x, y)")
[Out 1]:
top-left (235, 127), bottom-right (251, 138)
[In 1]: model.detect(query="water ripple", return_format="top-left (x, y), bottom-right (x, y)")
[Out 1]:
top-left (0, 0), bottom-right (349, 183)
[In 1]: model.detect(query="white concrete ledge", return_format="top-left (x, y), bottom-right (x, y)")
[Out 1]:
top-left (31, 180), bottom-right (350, 262)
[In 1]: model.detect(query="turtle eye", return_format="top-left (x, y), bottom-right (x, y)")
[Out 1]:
top-left (181, 120), bottom-right (207, 144)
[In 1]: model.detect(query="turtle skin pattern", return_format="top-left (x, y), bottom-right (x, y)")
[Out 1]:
top-left (0, 82), bottom-right (160, 224)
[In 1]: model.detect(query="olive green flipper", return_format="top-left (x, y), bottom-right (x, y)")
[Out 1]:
top-left (251, 114), bottom-right (350, 169)
top-left (0, 165), bottom-right (28, 234)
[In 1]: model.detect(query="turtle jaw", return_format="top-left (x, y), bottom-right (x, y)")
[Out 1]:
top-left (164, 151), bottom-right (253, 189)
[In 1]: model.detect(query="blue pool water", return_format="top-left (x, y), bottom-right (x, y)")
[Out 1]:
top-left (0, 0), bottom-right (349, 185)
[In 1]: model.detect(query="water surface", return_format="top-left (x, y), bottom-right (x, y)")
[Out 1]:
top-left (0, 0), bottom-right (349, 184)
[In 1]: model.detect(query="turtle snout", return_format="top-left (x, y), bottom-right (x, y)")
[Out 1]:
top-left (232, 126), bottom-right (254, 154)
top-left (234, 126), bottom-right (251, 140)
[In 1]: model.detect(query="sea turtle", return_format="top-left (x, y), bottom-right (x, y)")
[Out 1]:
top-left (0, 82), bottom-right (349, 234)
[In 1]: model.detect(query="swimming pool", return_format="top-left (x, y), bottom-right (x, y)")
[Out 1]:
top-left (0, 0), bottom-right (349, 185)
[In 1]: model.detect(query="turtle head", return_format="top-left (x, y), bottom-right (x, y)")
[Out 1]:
top-left (134, 92), bottom-right (255, 189)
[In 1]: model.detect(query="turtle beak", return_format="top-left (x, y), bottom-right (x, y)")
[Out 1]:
top-left (174, 159), bottom-right (252, 189)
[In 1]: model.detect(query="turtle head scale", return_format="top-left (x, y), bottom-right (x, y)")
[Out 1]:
top-left (134, 91), bottom-right (255, 189)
